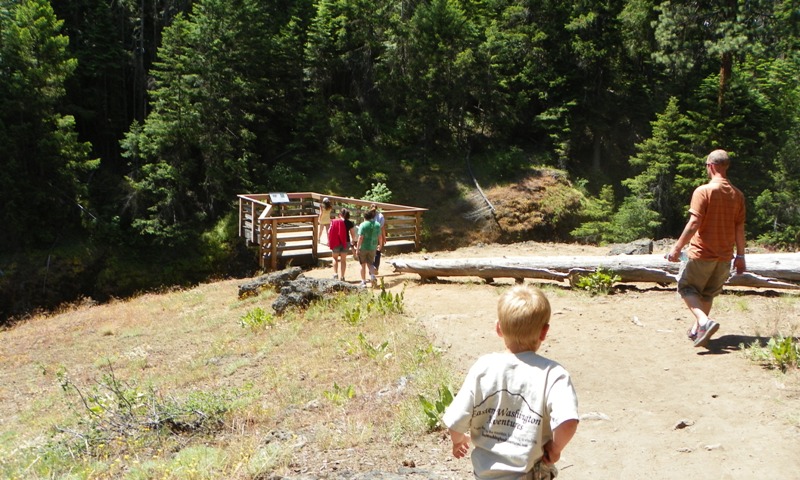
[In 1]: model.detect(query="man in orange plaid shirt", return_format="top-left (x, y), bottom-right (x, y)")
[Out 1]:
top-left (666, 149), bottom-right (746, 348)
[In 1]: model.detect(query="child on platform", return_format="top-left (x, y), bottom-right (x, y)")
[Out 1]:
top-left (318, 197), bottom-right (333, 244)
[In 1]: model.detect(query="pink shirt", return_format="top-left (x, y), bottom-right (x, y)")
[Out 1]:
top-left (327, 218), bottom-right (348, 249)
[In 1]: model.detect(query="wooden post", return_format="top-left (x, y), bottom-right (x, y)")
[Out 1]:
top-left (270, 218), bottom-right (278, 272)
top-left (414, 212), bottom-right (422, 250)
top-left (312, 217), bottom-right (319, 257)
top-left (258, 218), bottom-right (268, 269)
top-left (238, 198), bottom-right (244, 238)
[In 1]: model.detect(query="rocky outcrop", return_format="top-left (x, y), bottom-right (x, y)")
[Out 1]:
top-left (238, 267), bottom-right (360, 314)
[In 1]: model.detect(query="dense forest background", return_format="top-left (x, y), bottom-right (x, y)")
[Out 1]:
top-left (1, 0), bottom-right (799, 321)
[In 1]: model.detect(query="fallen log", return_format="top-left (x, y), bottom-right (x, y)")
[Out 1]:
top-left (389, 253), bottom-right (800, 290)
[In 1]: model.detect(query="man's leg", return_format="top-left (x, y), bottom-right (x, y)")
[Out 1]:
top-left (690, 262), bottom-right (730, 347)
top-left (691, 297), bottom-right (720, 348)
top-left (683, 293), bottom-right (712, 336)
top-left (677, 259), bottom-right (719, 337)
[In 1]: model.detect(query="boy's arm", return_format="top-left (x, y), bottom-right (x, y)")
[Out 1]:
top-left (542, 419), bottom-right (578, 465)
top-left (448, 429), bottom-right (470, 459)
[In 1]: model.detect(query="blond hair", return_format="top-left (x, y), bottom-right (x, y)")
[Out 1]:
top-left (497, 286), bottom-right (551, 351)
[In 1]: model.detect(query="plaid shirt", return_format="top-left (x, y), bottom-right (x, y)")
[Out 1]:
top-left (688, 179), bottom-right (745, 261)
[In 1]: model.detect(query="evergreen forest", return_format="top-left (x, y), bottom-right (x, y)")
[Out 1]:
top-left (1, 0), bottom-right (799, 321)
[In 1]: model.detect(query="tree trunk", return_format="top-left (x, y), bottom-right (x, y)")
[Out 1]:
top-left (719, 51), bottom-right (733, 108)
top-left (389, 253), bottom-right (800, 290)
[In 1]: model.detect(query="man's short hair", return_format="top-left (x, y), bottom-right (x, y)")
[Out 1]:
top-left (497, 286), bottom-right (551, 347)
top-left (707, 149), bottom-right (730, 165)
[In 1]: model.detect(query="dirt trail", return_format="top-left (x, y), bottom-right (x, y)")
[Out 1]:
top-left (311, 241), bottom-right (800, 479)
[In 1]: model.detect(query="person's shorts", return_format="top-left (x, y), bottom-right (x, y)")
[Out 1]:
top-left (357, 249), bottom-right (376, 265)
top-left (331, 245), bottom-right (348, 254)
top-left (677, 258), bottom-right (732, 301)
top-left (530, 461), bottom-right (558, 479)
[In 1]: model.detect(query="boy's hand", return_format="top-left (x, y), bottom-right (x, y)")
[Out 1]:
top-left (543, 418), bottom-right (578, 465)
top-left (449, 429), bottom-right (470, 458)
top-left (452, 439), bottom-right (469, 458)
top-left (541, 440), bottom-right (561, 464)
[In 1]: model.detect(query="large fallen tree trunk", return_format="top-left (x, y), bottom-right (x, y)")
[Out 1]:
top-left (389, 253), bottom-right (800, 290)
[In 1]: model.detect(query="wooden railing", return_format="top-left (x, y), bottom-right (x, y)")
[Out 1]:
top-left (238, 192), bottom-right (427, 271)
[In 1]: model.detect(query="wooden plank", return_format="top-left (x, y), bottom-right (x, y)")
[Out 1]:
top-left (388, 229), bottom-right (417, 237)
top-left (387, 220), bottom-right (417, 228)
top-left (387, 234), bottom-right (417, 242)
top-left (387, 225), bottom-right (417, 233)
top-left (275, 225), bottom-right (315, 234)
top-left (275, 244), bottom-right (314, 253)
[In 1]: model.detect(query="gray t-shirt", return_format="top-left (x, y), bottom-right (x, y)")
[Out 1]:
top-left (443, 351), bottom-right (578, 479)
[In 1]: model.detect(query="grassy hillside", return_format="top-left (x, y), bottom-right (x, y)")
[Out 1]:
top-left (0, 279), bottom-right (455, 478)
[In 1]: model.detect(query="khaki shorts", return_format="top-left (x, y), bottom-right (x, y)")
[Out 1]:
top-left (357, 249), bottom-right (376, 265)
top-left (677, 258), bottom-right (732, 301)
top-left (529, 461), bottom-right (558, 480)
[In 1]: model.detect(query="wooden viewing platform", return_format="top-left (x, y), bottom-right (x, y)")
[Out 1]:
top-left (238, 192), bottom-right (427, 271)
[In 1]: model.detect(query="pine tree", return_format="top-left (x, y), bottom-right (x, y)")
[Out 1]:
top-left (0, 0), bottom-right (97, 249)
top-left (622, 96), bottom-right (699, 238)
top-left (122, 0), bottom-right (307, 244)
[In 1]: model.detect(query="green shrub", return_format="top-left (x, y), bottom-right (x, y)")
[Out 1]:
top-left (418, 385), bottom-right (454, 432)
top-left (362, 182), bottom-right (393, 203)
top-left (573, 268), bottom-right (621, 295)
top-left (374, 281), bottom-right (404, 313)
top-left (341, 283), bottom-right (404, 325)
top-left (323, 383), bottom-right (356, 405)
top-left (343, 305), bottom-right (366, 325)
top-left (743, 335), bottom-right (799, 372)
top-left (239, 307), bottom-right (275, 331)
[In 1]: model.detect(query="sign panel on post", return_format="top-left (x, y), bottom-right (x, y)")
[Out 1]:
top-left (268, 192), bottom-right (290, 204)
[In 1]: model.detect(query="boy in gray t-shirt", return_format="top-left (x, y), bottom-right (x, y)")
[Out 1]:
top-left (443, 286), bottom-right (579, 479)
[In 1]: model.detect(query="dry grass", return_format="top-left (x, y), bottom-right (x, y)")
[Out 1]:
top-left (0, 278), bottom-right (454, 479)
top-left (486, 170), bottom-right (582, 240)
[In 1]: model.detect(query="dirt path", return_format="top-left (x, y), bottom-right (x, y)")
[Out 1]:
top-left (312, 241), bottom-right (800, 479)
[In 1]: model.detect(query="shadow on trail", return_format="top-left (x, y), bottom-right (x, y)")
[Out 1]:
top-left (698, 334), bottom-right (771, 356)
